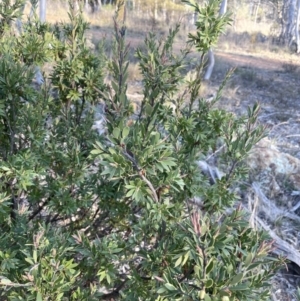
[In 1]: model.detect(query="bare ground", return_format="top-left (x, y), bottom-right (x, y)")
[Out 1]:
top-left (212, 50), bottom-right (300, 155)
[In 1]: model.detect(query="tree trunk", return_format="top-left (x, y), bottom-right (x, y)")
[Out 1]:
top-left (296, 0), bottom-right (300, 52)
top-left (204, 0), bottom-right (227, 80)
top-left (39, 0), bottom-right (46, 22)
top-left (219, 0), bottom-right (227, 15)
top-left (203, 49), bottom-right (215, 80)
top-left (287, 0), bottom-right (296, 45)
top-left (254, 0), bottom-right (260, 24)
top-left (162, 1), bottom-right (167, 23)
top-left (154, 0), bottom-right (158, 21)
top-left (16, 2), bottom-right (26, 33)
top-left (278, 0), bottom-right (297, 46)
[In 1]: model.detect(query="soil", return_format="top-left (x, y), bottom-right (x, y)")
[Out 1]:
top-left (212, 50), bottom-right (300, 159)
top-left (216, 51), bottom-right (299, 71)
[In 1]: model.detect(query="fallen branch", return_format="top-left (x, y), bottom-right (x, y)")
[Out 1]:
top-left (251, 182), bottom-right (300, 224)
top-left (289, 200), bottom-right (300, 213)
top-left (247, 182), bottom-right (300, 269)
top-left (255, 215), bottom-right (300, 268)
top-left (286, 134), bottom-right (300, 138)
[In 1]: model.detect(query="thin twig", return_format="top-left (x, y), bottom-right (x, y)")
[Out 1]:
top-left (206, 144), bottom-right (225, 161)
top-left (289, 200), bottom-right (300, 213)
top-left (286, 134), bottom-right (300, 138)
top-left (269, 121), bottom-right (289, 132)
top-left (121, 149), bottom-right (159, 202)
top-left (139, 172), bottom-right (159, 203)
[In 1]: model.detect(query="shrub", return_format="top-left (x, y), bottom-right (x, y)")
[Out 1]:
top-left (0, 1), bottom-right (283, 300)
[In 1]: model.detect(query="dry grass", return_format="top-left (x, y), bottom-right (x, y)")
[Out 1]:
top-left (282, 61), bottom-right (299, 74)
top-left (23, 1), bottom-right (115, 26)
top-left (127, 63), bottom-right (143, 82)
top-left (22, 1), bottom-right (300, 73)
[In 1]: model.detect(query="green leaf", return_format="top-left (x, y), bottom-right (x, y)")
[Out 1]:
top-left (174, 256), bottom-right (182, 268)
top-left (182, 251), bottom-right (190, 266)
top-left (99, 271), bottom-right (106, 282)
top-left (90, 149), bottom-right (102, 155)
top-left (119, 93), bottom-right (126, 104)
top-left (194, 265), bottom-right (201, 278)
top-left (113, 128), bottom-right (121, 139)
top-left (0, 278), bottom-right (12, 285)
top-left (25, 257), bottom-right (34, 265)
top-left (205, 279), bottom-right (213, 288)
top-left (229, 273), bottom-right (244, 285)
top-left (145, 103), bottom-right (153, 115)
top-left (205, 259), bottom-right (214, 274)
top-left (111, 80), bottom-right (118, 93)
top-left (111, 248), bottom-right (123, 253)
top-left (33, 250), bottom-right (37, 263)
top-left (165, 283), bottom-right (176, 291)
top-left (122, 127), bottom-right (130, 139)
top-left (244, 253), bottom-right (253, 267)
top-left (106, 273), bottom-right (111, 284)
top-left (248, 262), bottom-right (263, 270)
top-left (0, 166), bottom-right (10, 172)
top-left (228, 283), bottom-right (250, 291)
top-left (157, 287), bottom-right (166, 294)
top-left (204, 294), bottom-right (212, 301)
top-left (125, 189), bottom-right (135, 197)
top-left (36, 292), bottom-right (42, 301)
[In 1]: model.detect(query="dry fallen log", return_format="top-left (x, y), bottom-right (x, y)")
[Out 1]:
top-left (255, 216), bottom-right (300, 268)
top-left (251, 182), bottom-right (300, 224)
top-left (248, 182), bottom-right (300, 269)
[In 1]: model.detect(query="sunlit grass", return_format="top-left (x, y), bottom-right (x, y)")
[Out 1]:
top-left (22, 1), bottom-right (115, 26)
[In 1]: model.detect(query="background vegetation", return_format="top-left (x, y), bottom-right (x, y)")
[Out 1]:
top-left (0, 0), bottom-right (289, 300)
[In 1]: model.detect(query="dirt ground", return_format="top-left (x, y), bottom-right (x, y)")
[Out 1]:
top-left (212, 50), bottom-right (300, 156)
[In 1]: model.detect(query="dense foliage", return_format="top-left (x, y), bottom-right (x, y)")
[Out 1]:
top-left (0, 1), bottom-right (284, 300)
